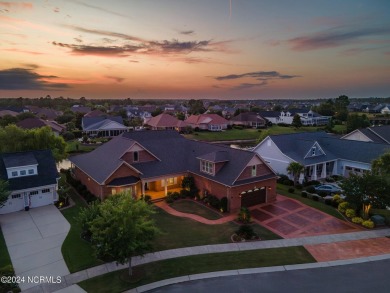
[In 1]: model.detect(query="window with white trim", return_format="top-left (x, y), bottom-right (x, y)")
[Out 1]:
top-left (12, 194), bottom-right (21, 199)
top-left (20, 170), bottom-right (26, 176)
top-left (28, 169), bottom-right (34, 175)
top-left (201, 160), bottom-right (214, 175)
top-left (41, 188), bottom-right (50, 193)
top-left (311, 147), bottom-right (316, 156)
top-left (29, 190), bottom-right (38, 195)
top-left (11, 171), bottom-right (18, 177)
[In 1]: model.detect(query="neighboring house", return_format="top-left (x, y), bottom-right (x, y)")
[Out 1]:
top-left (25, 106), bottom-right (63, 120)
top-left (82, 116), bottom-right (128, 137)
top-left (71, 105), bottom-right (91, 114)
top-left (0, 150), bottom-right (59, 214)
top-left (185, 114), bottom-right (228, 131)
top-left (144, 113), bottom-right (187, 131)
top-left (229, 112), bottom-right (266, 128)
top-left (16, 118), bottom-right (65, 135)
top-left (341, 125), bottom-right (390, 144)
top-left (84, 109), bottom-right (106, 118)
top-left (258, 110), bottom-right (330, 126)
top-left (0, 110), bottom-right (18, 117)
top-left (69, 131), bottom-right (277, 211)
top-left (253, 132), bottom-right (390, 183)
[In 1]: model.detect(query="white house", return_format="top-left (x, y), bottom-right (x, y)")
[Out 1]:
top-left (0, 150), bottom-right (59, 214)
top-left (253, 132), bottom-right (390, 183)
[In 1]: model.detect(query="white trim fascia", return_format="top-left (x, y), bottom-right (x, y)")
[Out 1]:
top-left (303, 141), bottom-right (326, 159)
top-left (10, 183), bottom-right (58, 194)
top-left (119, 141), bottom-right (161, 162)
top-left (368, 128), bottom-right (390, 144)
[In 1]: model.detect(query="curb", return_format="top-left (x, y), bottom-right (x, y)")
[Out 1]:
top-left (125, 253), bottom-right (390, 293)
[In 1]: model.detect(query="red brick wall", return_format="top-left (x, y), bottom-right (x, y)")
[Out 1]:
top-left (237, 163), bottom-right (273, 181)
top-left (191, 173), bottom-right (276, 212)
top-left (121, 150), bottom-right (156, 164)
top-left (74, 167), bottom-right (104, 200)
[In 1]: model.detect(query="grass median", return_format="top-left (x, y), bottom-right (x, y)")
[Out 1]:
top-left (79, 246), bottom-right (316, 293)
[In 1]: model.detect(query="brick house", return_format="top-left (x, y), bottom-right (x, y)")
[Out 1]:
top-left (185, 114), bottom-right (228, 131)
top-left (70, 131), bottom-right (277, 212)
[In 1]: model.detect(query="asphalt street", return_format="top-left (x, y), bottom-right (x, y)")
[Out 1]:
top-left (149, 259), bottom-right (390, 293)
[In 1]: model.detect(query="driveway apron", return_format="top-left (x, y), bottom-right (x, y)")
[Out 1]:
top-left (250, 195), bottom-right (361, 238)
top-left (0, 205), bottom-right (70, 291)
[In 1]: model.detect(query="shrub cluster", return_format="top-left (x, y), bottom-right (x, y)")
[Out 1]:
top-left (203, 194), bottom-right (221, 210)
top-left (345, 209), bottom-right (356, 218)
top-left (236, 224), bottom-right (258, 240)
top-left (338, 202), bottom-right (350, 213)
top-left (65, 170), bottom-right (98, 203)
top-left (0, 265), bottom-right (19, 292)
top-left (237, 207), bottom-right (251, 223)
top-left (288, 187), bottom-right (295, 194)
top-left (352, 217), bottom-right (364, 224)
top-left (362, 220), bottom-right (375, 229)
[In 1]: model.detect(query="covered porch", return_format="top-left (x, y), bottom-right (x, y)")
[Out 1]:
top-left (141, 175), bottom-right (185, 200)
top-left (304, 160), bottom-right (337, 182)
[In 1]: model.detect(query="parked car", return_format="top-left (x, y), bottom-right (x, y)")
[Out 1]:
top-left (314, 184), bottom-right (342, 194)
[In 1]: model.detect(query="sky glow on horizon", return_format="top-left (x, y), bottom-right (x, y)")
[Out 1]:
top-left (0, 0), bottom-right (389, 100)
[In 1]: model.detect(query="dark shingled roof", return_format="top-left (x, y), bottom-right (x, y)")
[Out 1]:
top-left (0, 150), bottom-right (59, 191)
top-left (107, 176), bottom-right (140, 186)
top-left (267, 131), bottom-right (390, 165)
top-left (82, 116), bottom-right (124, 129)
top-left (3, 153), bottom-right (38, 168)
top-left (197, 151), bottom-right (229, 163)
top-left (70, 131), bottom-right (276, 186)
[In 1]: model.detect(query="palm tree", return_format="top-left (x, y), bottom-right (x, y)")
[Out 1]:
top-left (287, 162), bottom-right (305, 186)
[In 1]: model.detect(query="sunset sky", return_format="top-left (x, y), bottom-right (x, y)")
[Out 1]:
top-left (0, 0), bottom-right (389, 100)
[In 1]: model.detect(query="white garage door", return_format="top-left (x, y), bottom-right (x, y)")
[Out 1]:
top-left (0, 194), bottom-right (25, 214)
top-left (30, 191), bottom-right (53, 208)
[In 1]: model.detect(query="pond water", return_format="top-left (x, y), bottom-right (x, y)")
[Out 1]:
top-left (57, 158), bottom-right (72, 171)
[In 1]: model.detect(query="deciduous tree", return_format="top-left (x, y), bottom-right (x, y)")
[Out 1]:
top-left (0, 180), bottom-right (11, 207)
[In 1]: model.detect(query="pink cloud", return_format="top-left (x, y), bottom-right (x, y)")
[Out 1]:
top-left (0, 2), bottom-right (33, 10)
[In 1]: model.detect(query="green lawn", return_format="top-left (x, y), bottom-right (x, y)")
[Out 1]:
top-left (79, 246), bottom-right (315, 293)
top-left (169, 200), bottom-right (222, 220)
top-left (184, 125), bottom-right (321, 142)
top-left (277, 184), bottom-right (344, 221)
top-left (153, 207), bottom-right (281, 251)
top-left (61, 186), bottom-right (103, 272)
top-left (0, 228), bottom-right (12, 268)
top-left (332, 124), bottom-right (347, 134)
top-left (66, 140), bottom-right (97, 154)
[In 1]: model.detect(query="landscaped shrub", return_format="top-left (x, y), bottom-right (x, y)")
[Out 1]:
top-left (324, 198), bottom-right (332, 205)
top-left (288, 187), bottom-right (295, 193)
top-left (283, 179), bottom-right (294, 186)
top-left (140, 194), bottom-right (152, 204)
top-left (301, 191), bottom-right (308, 198)
top-left (362, 220), bottom-right (375, 229)
top-left (345, 209), bottom-right (356, 218)
top-left (352, 217), bottom-right (364, 224)
top-left (171, 191), bottom-right (180, 200)
top-left (332, 194), bottom-right (343, 204)
top-left (220, 197), bottom-right (228, 212)
top-left (306, 186), bottom-right (316, 193)
top-left (0, 265), bottom-right (19, 292)
top-left (312, 195), bottom-right (319, 201)
top-left (237, 207), bottom-right (251, 223)
top-left (304, 180), bottom-right (320, 187)
top-left (233, 125), bottom-right (243, 130)
top-left (318, 191), bottom-right (328, 197)
top-left (179, 189), bottom-right (191, 198)
top-left (165, 192), bottom-right (175, 203)
top-left (208, 195), bottom-right (221, 209)
top-left (295, 184), bottom-right (303, 190)
top-left (338, 202), bottom-right (350, 213)
top-left (325, 177), bottom-right (335, 183)
top-left (277, 174), bottom-right (289, 184)
top-left (236, 224), bottom-right (257, 240)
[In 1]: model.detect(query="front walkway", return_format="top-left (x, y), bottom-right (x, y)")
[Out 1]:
top-left (0, 205), bottom-right (70, 291)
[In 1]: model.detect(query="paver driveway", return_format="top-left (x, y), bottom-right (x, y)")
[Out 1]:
top-left (250, 195), bottom-right (361, 238)
top-left (0, 205), bottom-right (70, 291)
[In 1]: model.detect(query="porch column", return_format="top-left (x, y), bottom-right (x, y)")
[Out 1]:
top-left (299, 172), bottom-right (304, 184)
top-left (312, 164), bottom-right (317, 180)
top-left (141, 181), bottom-right (145, 195)
top-left (164, 178), bottom-right (168, 196)
top-left (332, 161), bottom-right (338, 175)
top-left (321, 162), bottom-right (327, 179)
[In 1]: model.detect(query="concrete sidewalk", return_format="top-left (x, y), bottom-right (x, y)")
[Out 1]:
top-left (23, 228), bottom-right (390, 293)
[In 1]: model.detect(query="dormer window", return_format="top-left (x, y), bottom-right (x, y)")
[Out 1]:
top-left (311, 147), bottom-right (316, 156)
top-left (201, 160), bottom-right (214, 175)
top-left (20, 170), bottom-right (26, 176)
top-left (133, 151), bottom-right (139, 162)
top-left (11, 171), bottom-right (17, 177)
